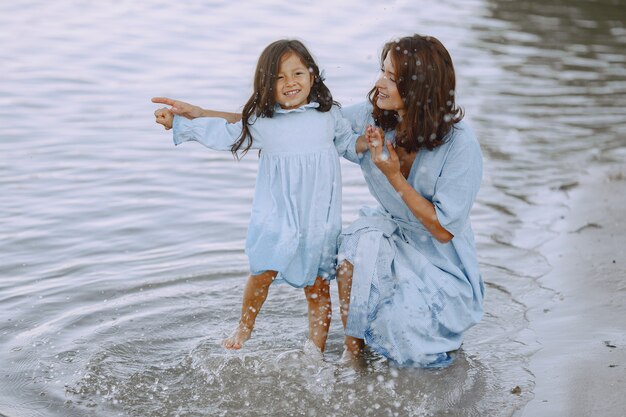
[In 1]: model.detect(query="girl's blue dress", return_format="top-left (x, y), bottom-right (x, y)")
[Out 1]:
top-left (339, 102), bottom-right (485, 367)
top-left (172, 102), bottom-right (356, 288)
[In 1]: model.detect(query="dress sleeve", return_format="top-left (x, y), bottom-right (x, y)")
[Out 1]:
top-left (432, 125), bottom-right (483, 237)
top-left (341, 101), bottom-right (372, 133)
top-left (337, 102), bottom-right (373, 164)
top-left (172, 115), bottom-right (260, 151)
top-left (330, 106), bottom-right (360, 163)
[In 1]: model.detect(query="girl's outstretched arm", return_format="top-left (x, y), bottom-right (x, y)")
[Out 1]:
top-left (152, 97), bottom-right (256, 152)
top-left (151, 97), bottom-right (242, 123)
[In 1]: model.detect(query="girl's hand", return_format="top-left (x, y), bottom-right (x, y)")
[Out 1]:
top-left (151, 97), bottom-right (203, 119)
top-left (367, 127), bottom-right (401, 180)
top-left (354, 125), bottom-right (379, 154)
top-left (364, 125), bottom-right (379, 144)
top-left (154, 107), bottom-right (174, 130)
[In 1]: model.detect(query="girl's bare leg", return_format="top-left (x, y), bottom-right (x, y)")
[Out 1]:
top-left (336, 260), bottom-right (364, 355)
top-left (303, 276), bottom-right (332, 353)
top-left (223, 270), bottom-right (277, 349)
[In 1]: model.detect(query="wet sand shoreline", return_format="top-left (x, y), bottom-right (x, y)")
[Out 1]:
top-left (519, 163), bottom-right (626, 417)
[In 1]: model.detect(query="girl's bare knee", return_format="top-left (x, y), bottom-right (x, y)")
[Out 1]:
top-left (305, 276), bottom-right (329, 297)
top-left (251, 270), bottom-right (277, 286)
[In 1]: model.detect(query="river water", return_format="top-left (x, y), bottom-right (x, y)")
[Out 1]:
top-left (1, 0), bottom-right (625, 416)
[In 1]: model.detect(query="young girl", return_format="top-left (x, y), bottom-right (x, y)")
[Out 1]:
top-left (153, 39), bottom-right (367, 355)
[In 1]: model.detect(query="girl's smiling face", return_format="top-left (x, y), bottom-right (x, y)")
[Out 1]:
top-left (274, 52), bottom-right (313, 110)
top-left (375, 52), bottom-right (405, 116)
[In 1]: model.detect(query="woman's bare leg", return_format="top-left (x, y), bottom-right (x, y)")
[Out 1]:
top-left (336, 260), bottom-right (364, 355)
top-left (222, 270), bottom-right (277, 349)
top-left (303, 276), bottom-right (332, 353)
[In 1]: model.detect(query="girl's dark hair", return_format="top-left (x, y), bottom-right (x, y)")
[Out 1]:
top-left (368, 34), bottom-right (464, 153)
top-left (231, 39), bottom-right (335, 157)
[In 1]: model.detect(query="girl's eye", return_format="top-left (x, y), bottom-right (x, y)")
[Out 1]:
top-left (277, 75), bottom-right (284, 80)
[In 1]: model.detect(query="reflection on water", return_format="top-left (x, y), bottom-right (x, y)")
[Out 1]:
top-left (1, 0), bottom-right (624, 416)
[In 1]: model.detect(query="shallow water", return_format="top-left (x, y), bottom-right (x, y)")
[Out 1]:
top-left (1, 0), bottom-right (625, 416)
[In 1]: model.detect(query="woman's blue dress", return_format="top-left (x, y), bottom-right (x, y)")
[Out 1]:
top-left (172, 102), bottom-right (356, 288)
top-left (339, 102), bottom-right (485, 366)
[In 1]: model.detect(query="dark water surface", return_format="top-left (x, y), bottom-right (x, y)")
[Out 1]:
top-left (1, 0), bottom-right (625, 416)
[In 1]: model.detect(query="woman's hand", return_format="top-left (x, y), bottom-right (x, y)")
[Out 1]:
top-left (151, 97), bottom-right (203, 119)
top-left (364, 125), bottom-right (380, 144)
top-left (367, 126), bottom-right (402, 180)
top-left (154, 107), bottom-right (174, 130)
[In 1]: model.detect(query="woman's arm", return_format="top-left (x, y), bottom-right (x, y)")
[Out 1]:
top-left (151, 97), bottom-right (242, 123)
top-left (367, 131), bottom-right (453, 243)
top-left (198, 108), bottom-right (242, 123)
top-left (387, 167), bottom-right (454, 243)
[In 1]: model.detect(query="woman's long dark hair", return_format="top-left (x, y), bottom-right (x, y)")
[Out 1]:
top-left (368, 34), bottom-right (464, 153)
top-left (231, 39), bottom-right (335, 158)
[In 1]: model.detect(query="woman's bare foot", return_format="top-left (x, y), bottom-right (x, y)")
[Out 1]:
top-left (222, 324), bottom-right (252, 349)
top-left (339, 346), bottom-right (367, 368)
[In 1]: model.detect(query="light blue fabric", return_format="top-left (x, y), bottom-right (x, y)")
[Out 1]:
top-left (339, 102), bottom-right (484, 367)
top-left (172, 102), bottom-right (358, 288)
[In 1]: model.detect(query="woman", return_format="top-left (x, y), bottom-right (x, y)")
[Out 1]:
top-left (335, 34), bottom-right (484, 367)
top-left (152, 34), bottom-right (484, 367)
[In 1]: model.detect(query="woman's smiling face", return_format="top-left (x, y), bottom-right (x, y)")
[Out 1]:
top-left (274, 52), bottom-right (313, 110)
top-left (375, 52), bottom-right (405, 116)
